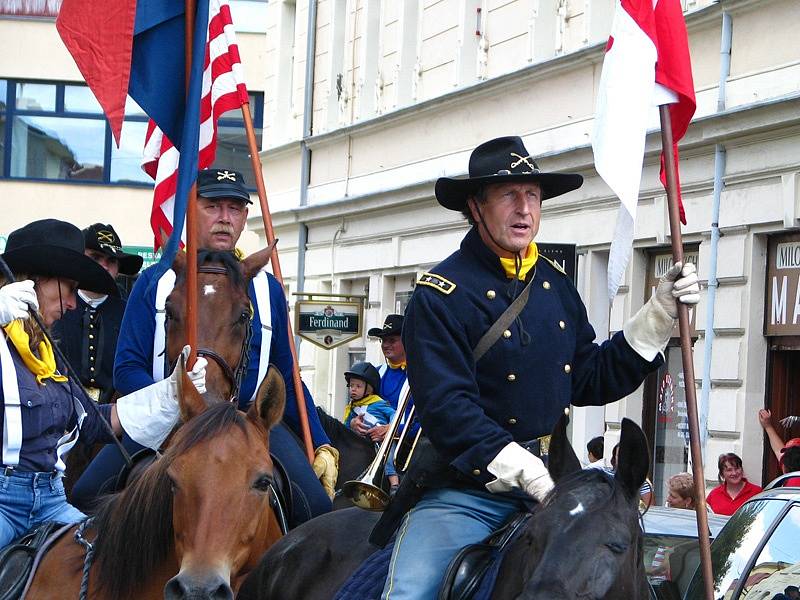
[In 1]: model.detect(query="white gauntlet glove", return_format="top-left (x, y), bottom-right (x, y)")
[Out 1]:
top-left (486, 442), bottom-right (554, 502)
top-left (116, 346), bottom-right (207, 449)
top-left (623, 262), bottom-right (700, 361)
top-left (0, 280), bottom-right (38, 326)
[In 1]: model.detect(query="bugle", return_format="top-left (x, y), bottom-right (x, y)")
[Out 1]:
top-left (342, 387), bottom-right (414, 511)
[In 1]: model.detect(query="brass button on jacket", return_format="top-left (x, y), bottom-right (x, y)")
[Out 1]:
top-left (486, 290), bottom-right (496, 300)
top-left (472, 468), bottom-right (481, 476)
top-left (564, 364), bottom-right (572, 373)
top-left (507, 373), bottom-right (516, 382)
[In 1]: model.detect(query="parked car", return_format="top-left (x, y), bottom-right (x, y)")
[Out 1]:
top-left (683, 476), bottom-right (800, 599)
top-left (643, 506), bottom-right (730, 599)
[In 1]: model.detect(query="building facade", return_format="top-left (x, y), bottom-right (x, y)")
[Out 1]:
top-left (0, 0), bottom-right (270, 262)
top-left (257, 0), bottom-right (800, 502)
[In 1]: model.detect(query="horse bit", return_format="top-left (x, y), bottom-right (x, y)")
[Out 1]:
top-left (165, 264), bottom-right (253, 405)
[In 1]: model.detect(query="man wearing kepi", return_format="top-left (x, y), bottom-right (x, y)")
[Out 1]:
top-left (74, 169), bottom-right (336, 522)
top-left (380, 136), bottom-right (700, 599)
top-left (53, 223), bottom-right (143, 404)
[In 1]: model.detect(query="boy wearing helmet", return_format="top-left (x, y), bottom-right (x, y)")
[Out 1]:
top-left (343, 362), bottom-right (400, 491)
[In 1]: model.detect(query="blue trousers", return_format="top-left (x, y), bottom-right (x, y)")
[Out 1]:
top-left (71, 422), bottom-right (331, 526)
top-left (381, 487), bottom-right (524, 600)
top-left (0, 470), bottom-right (86, 549)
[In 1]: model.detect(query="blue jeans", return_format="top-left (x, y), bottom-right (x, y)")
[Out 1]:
top-left (72, 423), bottom-right (331, 527)
top-left (0, 470), bottom-right (86, 549)
top-left (381, 487), bottom-right (524, 600)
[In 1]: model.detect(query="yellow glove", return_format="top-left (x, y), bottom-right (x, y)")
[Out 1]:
top-left (313, 444), bottom-right (340, 500)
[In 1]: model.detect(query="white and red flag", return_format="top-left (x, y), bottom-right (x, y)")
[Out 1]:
top-left (593, 0), bottom-right (696, 301)
top-left (143, 0), bottom-right (249, 250)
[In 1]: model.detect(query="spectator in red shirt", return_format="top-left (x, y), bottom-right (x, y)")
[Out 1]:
top-left (706, 452), bottom-right (762, 516)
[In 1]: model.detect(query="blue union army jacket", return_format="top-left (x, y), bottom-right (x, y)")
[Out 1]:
top-left (403, 227), bottom-right (662, 489)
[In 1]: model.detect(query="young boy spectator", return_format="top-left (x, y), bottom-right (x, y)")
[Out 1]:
top-left (585, 436), bottom-right (609, 470)
top-left (343, 362), bottom-right (400, 492)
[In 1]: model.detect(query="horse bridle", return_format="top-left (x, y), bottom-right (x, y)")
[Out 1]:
top-left (165, 264), bottom-right (253, 404)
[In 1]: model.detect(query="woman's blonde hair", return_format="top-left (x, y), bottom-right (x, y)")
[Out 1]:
top-left (667, 472), bottom-right (696, 504)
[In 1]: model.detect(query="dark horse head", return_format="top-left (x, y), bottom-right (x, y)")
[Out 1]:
top-left (166, 243), bottom-right (275, 403)
top-left (504, 415), bottom-right (651, 600)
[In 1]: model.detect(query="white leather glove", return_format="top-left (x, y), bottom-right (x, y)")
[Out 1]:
top-left (653, 262), bottom-right (700, 319)
top-left (116, 346), bottom-right (207, 449)
top-left (0, 280), bottom-right (38, 326)
top-left (623, 262), bottom-right (699, 362)
top-left (485, 442), bottom-right (554, 501)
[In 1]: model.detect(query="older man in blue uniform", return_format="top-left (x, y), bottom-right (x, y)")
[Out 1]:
top-left (380, 136), bottom-right (700, 599)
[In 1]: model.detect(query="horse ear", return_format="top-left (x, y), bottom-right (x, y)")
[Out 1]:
top-left (250, 364), bottom-right (286, 430)
top-left (172, 250), bottom-right (186, 277)
top-left (241, 240), bottom-right (278, 281)
top-left (614, 418), bottom-right (650, 501)
top-left (177, 353), bottom-right (206, 422)
top-left (547, 410), bottom-right (582, 483)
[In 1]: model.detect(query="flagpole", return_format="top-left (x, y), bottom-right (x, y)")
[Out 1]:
top-left (659, 104), bottom-right (715, 600)
top-left (184, 0), bottom-right (199, 368)
top-left (239, 103), bottom-right (316, 464)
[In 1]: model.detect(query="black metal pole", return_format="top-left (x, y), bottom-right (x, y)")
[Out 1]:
top-left (0, 256), bottom-right (132, 468)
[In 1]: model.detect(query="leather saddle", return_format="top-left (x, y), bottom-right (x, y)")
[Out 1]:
top-left (438, 512), bottom-right (531, 600)
top-left (0, 521), bottom-right (73, 600)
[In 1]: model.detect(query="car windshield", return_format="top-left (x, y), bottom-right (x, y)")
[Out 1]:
top-left (685, 499), bottom-right (787, 599)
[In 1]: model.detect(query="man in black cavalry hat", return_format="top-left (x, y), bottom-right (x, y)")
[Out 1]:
top-left (379, 136), bottom-right (700, 599)
top-left (54, 223), bottom-right (143, 404)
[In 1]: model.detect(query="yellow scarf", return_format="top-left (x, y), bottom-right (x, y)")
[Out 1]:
top-left (499, 242), bottom-right (539, 281)
top-left (3, 320), bottom-right (67, 384)
top-left (343, 394), bottom-right (383, 422)
top-left (387, 359), bottom-right (406, 370)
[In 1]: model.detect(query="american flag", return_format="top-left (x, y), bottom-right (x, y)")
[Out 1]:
top-left (142, 0), bottom-right (249, 250)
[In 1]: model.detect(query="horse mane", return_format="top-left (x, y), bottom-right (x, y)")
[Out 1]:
top-left (92, 403), bottom-right (248, 600)
top-left (542, 467), bottom-right (618, 508)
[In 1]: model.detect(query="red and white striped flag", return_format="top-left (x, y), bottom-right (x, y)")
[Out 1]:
top-left (143, 0), bottom-right (249, 250)
top-left (593, 0), bottom-right (696, 301)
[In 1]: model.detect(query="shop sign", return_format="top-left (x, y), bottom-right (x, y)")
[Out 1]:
top-left (538, 243), bottom-right (577, 284)
top-left (646, 248), bottom-right (699, 337)
top-left (295, 296), bottom-right (363, 350)
top-left (765, 233), bottom-right (800, 336)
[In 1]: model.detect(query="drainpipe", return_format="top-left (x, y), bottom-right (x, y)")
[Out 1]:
top-left (699, 10), bottom-right (732, 458)
top-left (296, 0), bottom-right (318, 348)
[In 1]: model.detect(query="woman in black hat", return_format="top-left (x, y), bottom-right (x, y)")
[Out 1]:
top-left (0, 219), bottom-right (204, 548)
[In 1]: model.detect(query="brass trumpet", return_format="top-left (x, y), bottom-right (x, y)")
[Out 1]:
top-left (342, 387), bottom-right (416, 511)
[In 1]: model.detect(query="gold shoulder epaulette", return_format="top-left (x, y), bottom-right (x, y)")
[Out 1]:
top-left (416, 272), bottom-right (456, 295)
top-left (540, 256), bottom-right (567, 276)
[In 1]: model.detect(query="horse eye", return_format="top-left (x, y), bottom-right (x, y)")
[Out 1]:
top-left (253, 474), bottom-right (273, 492)
top-left (239, 309), bottom-right (251, 323)
top-left (605, 541), bottom-right (628, 554)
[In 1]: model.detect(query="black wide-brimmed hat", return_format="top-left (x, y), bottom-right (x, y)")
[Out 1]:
top-left (435, 136), bottom-right (584, 211)
top-left (197, 168), bottom-right (252, 205)
top-left (84, 223), bottom-right (144, 276)
top-left (2, 219), bottom-right (119, 296)
top-left (368, 314), bottom-right (404, 338)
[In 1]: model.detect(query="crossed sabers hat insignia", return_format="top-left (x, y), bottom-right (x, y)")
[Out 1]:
top-left (97, 230), bottom-right (116, 244)
top-left (510, 153), bottom-right (537, 172)
top-left (217, 170), bottom-right (237, 182)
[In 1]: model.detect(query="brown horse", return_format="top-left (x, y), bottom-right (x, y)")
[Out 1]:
top-left (166, 245), bottom-right (275, 404)
top-left (25, 361), bottom-right (286, 600)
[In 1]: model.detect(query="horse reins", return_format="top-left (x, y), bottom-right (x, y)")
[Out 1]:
top-left (166, 264), bottom-right (253, 404)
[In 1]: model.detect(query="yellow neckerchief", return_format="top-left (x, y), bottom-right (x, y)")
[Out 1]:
top-left (343, 393), bottom-right (383, 422)
top-left (499, 242), bottom-right (539, 281)
top-left (387, 359), bottom-right (406, 370)
top-left (234, 247), bottom-right (245, 260)
top-left (3, 320), bottom-right (68, 384)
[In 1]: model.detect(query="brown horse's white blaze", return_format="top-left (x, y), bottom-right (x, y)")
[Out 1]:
top-left (163, 361), bottom-right (286, 600)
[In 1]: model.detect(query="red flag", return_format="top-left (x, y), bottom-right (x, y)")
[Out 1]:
top-left (654, 0), bottom-right (696, 225)
top-left (56, 0), bottom-right (137, 144)
top-left (143, 0), bottom-right (249, 250)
